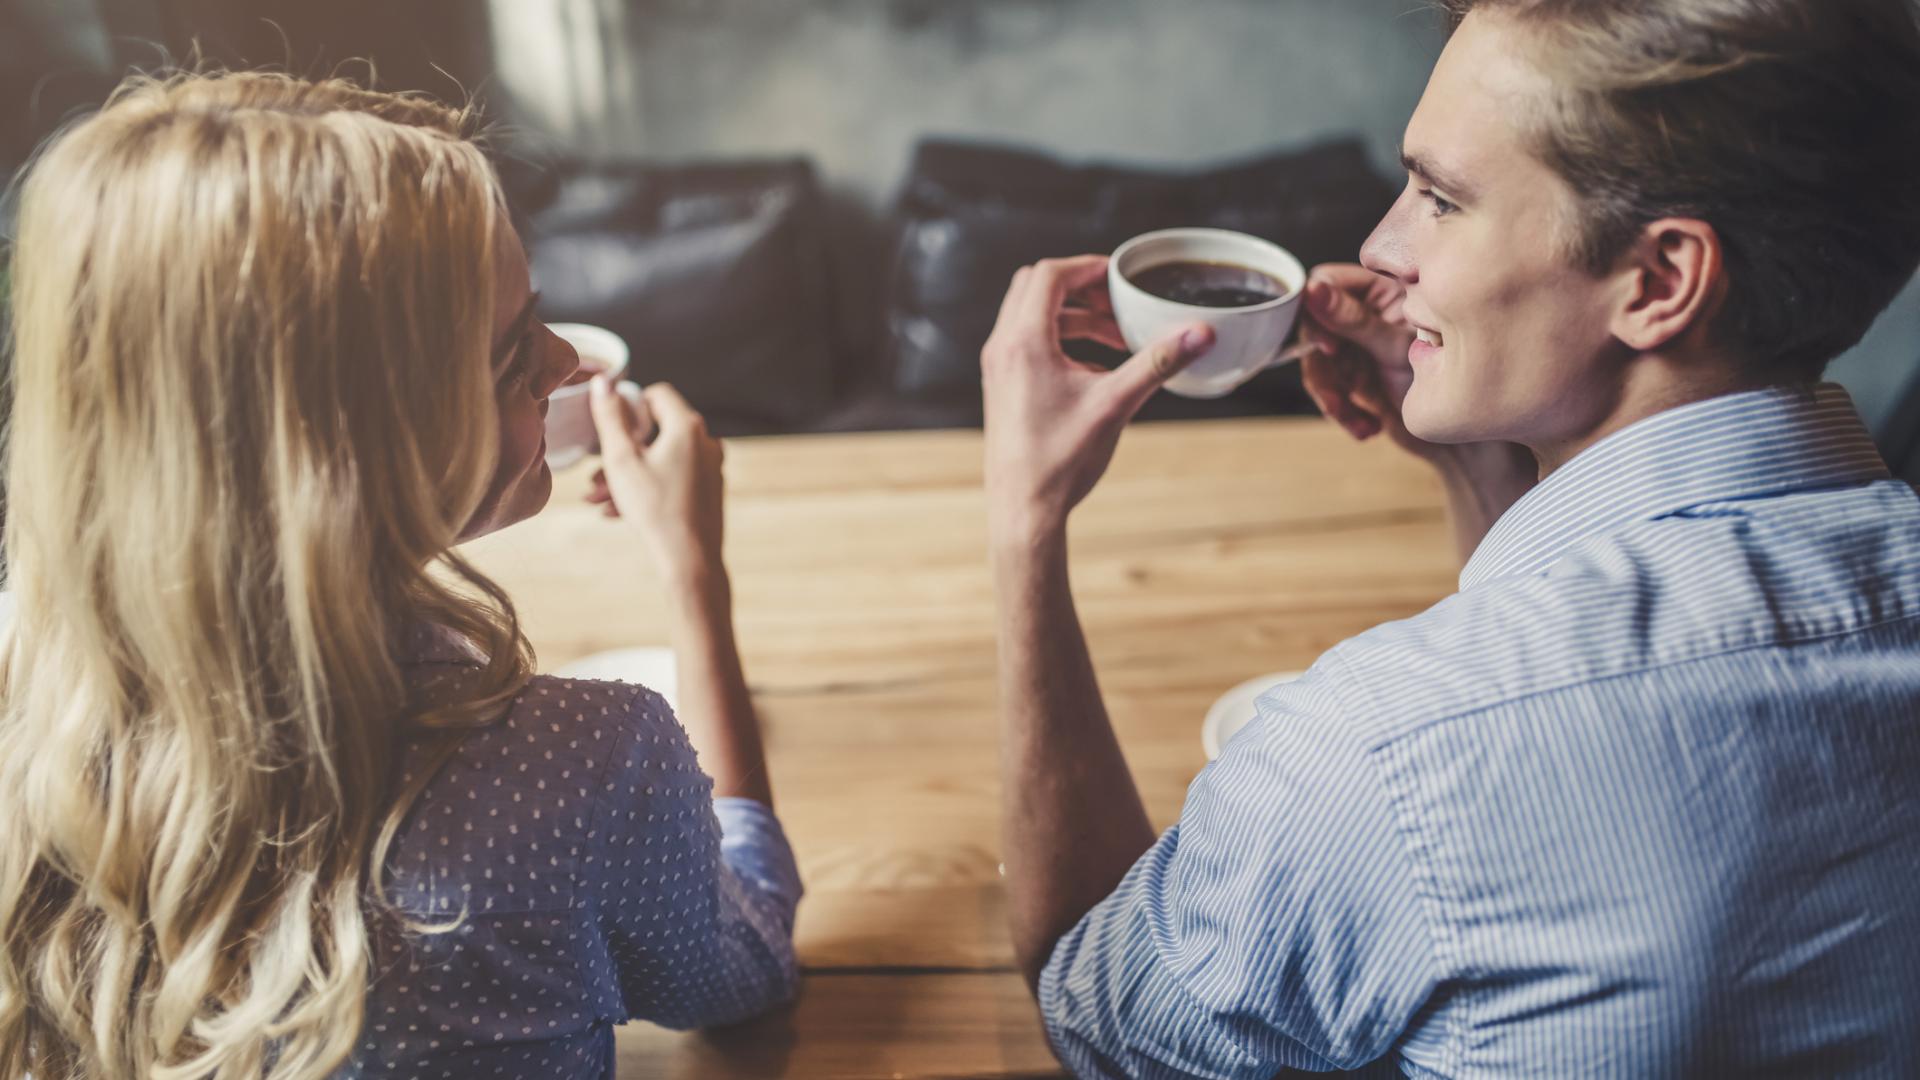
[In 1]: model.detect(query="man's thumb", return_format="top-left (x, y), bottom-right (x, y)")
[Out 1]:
top-left (1111, 323), bottom-right (1216, 412)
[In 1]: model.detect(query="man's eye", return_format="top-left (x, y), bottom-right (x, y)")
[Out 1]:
top-left (1418, 187), bottom-right (1458, 217)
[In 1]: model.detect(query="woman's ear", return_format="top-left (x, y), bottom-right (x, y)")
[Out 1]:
top-left (1611, 217), bottom-right (1724, 352)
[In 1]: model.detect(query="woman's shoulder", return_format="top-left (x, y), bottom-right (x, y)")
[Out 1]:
top-left (386, 672), bottom-right (707, 916)
top-left (431, 672), bottom-right (693, 786)
top-left (513, 673), bottom-right (674, 738)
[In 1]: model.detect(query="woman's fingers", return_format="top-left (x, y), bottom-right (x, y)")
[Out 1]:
top-left (589, 376), bottom-right (644, 466)
top-left (586, 470), bottom-right (618, 510)
top-left (641, 382), bottom-right (705, 439)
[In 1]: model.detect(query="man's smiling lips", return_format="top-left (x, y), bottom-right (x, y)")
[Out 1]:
top-left (1410, 322), bottom-right (1444, 363)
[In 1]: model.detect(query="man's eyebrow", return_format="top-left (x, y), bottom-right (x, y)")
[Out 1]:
top-left (1400, 149), bottom-right (1480, 203)
top-left (491, 290), bottom-right (542, 371)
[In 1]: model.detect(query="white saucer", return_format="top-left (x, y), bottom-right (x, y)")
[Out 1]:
top-left (1201, 670), bottom-right (1304, 759)
top-left (550, 647), bottom-right (678, 712)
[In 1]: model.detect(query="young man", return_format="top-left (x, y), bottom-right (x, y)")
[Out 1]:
top-left (981, 1), bottom-right (1920, 1075)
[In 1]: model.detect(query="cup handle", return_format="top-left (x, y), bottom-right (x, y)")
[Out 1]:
top-left (1244, 340), bottom-right (1320, 382)
top-left (1271, 338), bottom-right (1321, 368)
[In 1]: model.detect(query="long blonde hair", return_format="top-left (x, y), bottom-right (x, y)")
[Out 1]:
top-left (0, 70), bottom-right (536, 1079)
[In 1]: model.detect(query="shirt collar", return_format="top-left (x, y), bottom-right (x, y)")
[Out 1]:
top-left (1459, 383), bottom-right (1890, 591)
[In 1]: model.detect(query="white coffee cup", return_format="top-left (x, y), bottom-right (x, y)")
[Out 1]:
top-left (1107, 228), bottom-right (1307, 398)
top-left (545, 323), bottom-right (642, 469)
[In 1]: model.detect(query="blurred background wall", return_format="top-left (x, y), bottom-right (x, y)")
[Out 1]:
top-left (483, 0), bottom-right (1442, 206)
top-left (3, 0), bottom-right (1917, 440)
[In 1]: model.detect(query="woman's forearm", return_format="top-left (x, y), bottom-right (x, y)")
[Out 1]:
top-left (665, 561), bottom-right (774, 807)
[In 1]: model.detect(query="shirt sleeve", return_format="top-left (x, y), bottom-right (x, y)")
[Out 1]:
top-left (587, 686), bottom-right (802, 1030)
top-left (1038, 672), bottom-right (1439, 1078)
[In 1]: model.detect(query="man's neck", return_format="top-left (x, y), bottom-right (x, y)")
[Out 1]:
top-left (1529, 351), bottom-right (1764, 477)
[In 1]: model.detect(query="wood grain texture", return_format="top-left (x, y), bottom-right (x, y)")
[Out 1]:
top-left (460, 417), bottom-right (1458, 1076)
top-left (613, 973), bottom-right (1065, 1080)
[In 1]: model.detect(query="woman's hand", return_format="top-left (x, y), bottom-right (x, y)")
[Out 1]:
top-left (587, 377), bottom-right (725, 578)
top-left (590, 376), bottom-right (768, 805)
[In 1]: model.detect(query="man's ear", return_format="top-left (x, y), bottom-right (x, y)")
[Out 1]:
top-left (1610, 217), bottom-right (1723, 352)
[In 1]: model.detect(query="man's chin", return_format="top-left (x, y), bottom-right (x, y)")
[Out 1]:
top-left (1402, 391), bottom-right (1490, 447)
top-left (1400, 389), bottom-right (1447, 443)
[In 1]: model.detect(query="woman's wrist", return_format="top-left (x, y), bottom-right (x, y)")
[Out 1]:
top-left (659, 550), bottom-right (731, 612)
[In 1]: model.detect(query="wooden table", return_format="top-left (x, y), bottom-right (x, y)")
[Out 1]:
top-left (461, 416), bottom-right (1459, 1078)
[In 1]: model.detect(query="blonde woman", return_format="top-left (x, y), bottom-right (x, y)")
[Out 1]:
top-left (0, 71), bottom-right (798, 1080)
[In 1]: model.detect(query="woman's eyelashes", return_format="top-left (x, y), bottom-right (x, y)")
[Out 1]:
top-left (501, 328), bottom-right (539, 393)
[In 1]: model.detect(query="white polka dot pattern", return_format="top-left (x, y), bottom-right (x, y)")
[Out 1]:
top-left (341, 629), bottom-right (803, 1077)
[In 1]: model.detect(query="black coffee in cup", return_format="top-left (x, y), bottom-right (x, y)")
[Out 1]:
top-left (1129, 260), bottom-right (1286, 308)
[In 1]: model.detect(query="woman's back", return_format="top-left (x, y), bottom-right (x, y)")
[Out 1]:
top-left (352, 628), bottom-right (798, 1077)
top-left (0, 70), bottom-right (796, 1079)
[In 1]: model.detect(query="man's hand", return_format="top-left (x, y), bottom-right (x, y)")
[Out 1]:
top-left (982, 255), bottom-right (1216, 542)
top-left (1297, 262), bottom-right (1427, 453)
top-left (983, 255), bottom-right (1197, 990)
top-left (1299, 262), bottom-right (1537, 563)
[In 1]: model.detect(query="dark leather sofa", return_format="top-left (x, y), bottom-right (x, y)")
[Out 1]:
top-left (4, 0), bottom-right (1407, 437)
top-left (503, 137), bottom-right (1398, 435)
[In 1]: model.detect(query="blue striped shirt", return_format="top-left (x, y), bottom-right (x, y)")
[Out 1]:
top-left (1039, 384), bottom-right (1920, 1078)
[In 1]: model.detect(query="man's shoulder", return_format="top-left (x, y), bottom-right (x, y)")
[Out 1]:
top-left (1315, 571), bottom-right (1647, 746)
top-left (1324, 482), bottom-right (1920, 746)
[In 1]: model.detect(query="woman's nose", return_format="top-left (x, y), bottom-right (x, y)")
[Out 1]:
top-left (543, 332), bottom-right (581, 396)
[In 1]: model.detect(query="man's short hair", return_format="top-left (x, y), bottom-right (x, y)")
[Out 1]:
top-left (1446, 0), bottom-right (1920, 382)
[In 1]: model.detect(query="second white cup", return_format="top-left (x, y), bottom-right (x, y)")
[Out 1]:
top-left (545, 322), bottom-right (640, 469)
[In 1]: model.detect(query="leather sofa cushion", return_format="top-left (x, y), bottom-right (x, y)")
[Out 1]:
top-left (510, 158), bottom-right (841, 435)
top-left (884, 138), bottom-right (1396, 420)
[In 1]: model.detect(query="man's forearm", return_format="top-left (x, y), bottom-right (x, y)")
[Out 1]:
top-left (993, 524), bottom-right (1156, 989)
top-left (667, 562), bottom-right (774, 807)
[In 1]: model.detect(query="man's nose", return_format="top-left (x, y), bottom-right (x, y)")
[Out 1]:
top-left (1359, 196), bottom-right (1416, 285)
